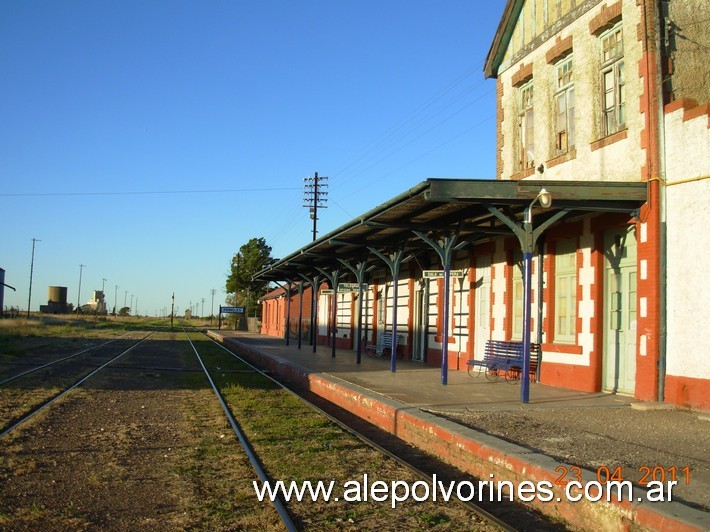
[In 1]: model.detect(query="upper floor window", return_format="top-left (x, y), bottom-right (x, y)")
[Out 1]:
top-left (518, 81), bottom-right (535, 171)
top-left (555, 56), bottom-right (575, 154)
top-left (600, 24), bottom-right (625, 136)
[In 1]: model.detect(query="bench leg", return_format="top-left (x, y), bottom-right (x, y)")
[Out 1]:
top-left (467, 363), bottom-right (485, 378)
top-left (484, 366), bottom-right (500, 382)
top-left (505, 366), bottom-right (522, 384)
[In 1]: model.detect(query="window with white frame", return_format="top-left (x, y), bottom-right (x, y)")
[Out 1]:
top-left (554, 238), bottom-right (577, 343)
top-left (600, 24), bottom-right (625, 136)
top-left (518, 81), bottom-right (535, 170)
top-left (555, 55), bottom-right (575, 154)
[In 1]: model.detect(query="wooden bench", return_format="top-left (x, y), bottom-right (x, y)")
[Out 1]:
top-left (365, 331), bottom-right (405, 358)
top-left (467, 340), bottom-right (541, 383)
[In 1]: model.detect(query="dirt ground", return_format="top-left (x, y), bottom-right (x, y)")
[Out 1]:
top-left (0, 332), bottom-right (284, 530)
top-left (4, 318), bottom-right (705, 530)
top-left (427, 405), bottom-right (710, 512)
top-left (1, 324), bottom-right (518, 531)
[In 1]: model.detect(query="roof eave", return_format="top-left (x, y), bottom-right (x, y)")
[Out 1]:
top-left (253, 180), bottom-right (432, 280)
top-left (484, 0), bottom-right (523, 78)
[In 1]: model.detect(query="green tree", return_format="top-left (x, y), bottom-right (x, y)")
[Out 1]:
top-left (225, 237), bottom-right (273, 317)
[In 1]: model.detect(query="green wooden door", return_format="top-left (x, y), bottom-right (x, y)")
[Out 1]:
top-left (603, 227), bottom-right (637, 394)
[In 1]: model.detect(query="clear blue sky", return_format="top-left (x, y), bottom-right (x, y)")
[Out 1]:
top-left (1, 1), bottom-right (504, 317)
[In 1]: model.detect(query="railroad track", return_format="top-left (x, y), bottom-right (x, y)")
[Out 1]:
top-left (0, 337), bottom-right (124, 386)
top-left (1, 322), bottom-right (544, 529)
top-left (183, 324), bottom-right (520, 531)
top-left (0, 331), bottom-right (155, 437)
top-left (182, 326), bottom-right (298, 531)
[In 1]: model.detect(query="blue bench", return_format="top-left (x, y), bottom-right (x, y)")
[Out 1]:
top-left (467, 340), bottom-right (541, 383)
top-left (365, 331), bottom-right (405, 358)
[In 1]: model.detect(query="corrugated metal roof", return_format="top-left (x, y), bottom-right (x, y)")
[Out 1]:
top-left (254, 178), bottom-right (647, 283)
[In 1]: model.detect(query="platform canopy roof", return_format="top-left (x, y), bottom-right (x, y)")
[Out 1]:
top-left (254, 178), bottom-right (647, 284)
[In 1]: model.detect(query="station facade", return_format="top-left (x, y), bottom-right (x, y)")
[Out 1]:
top-left (258, 0), bottom-right (709, 410)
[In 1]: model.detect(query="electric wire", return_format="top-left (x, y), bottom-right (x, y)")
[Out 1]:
top-left (0, 187), bottom-right (301, 198)
top-left (331, 79), bottom-right (492, 187)
top-left (330, 60), bottom-right (487, 183)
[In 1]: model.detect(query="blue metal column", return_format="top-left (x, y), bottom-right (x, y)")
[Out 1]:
top-left (521, 249), bottom-right (533, 403)
top-left (331, 290), bottom-right (337, 357)
top-left (285, 281), bottom-right (292, 346)
top-left (390, 274), bottom-right (399, 373)
top-left (368, 248), bottom-right (406, 373)
top-left (412, 230), bottom-right (466, 386)
top-left (312, 277), bottom-right (319, 354)
top-left (338, 259), bottom-right (369, 365)
top-left (276, 279), bottom-right (291, 345)
top-left (441, 264), bottom-right (451, 384)
top-left (316, 267), bottom-right (340, 359)
top-left (484, 204), bottom-right (570, 403)
top-left (298, 273), bottom-right (320, 354)
top-left (274, 280), bottom-right (292, 346)
top-left (297, 282), bottom-right (303, 349)
top-left (356, 282), bottom-right (364, 364)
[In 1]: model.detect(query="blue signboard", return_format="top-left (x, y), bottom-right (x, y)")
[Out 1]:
top-left (220, 306), bottom-right (245, 314)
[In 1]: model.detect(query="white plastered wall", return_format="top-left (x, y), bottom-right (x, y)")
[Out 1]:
top-left (663, 107), bottom-right (710, 379)
top-left (497, 0), bottom-right (645, 183)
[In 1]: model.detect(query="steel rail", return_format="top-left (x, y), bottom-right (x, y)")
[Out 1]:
top-left (182, 328), bottom-right (297, 532)
top-left (191, 326), bottom-right (516, 532)
top-left (0, 332), bottom-right (155, 438)
top-left (0, 337), bottom-right (124, 386)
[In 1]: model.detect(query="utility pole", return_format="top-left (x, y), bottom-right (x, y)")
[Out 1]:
top-left (210, 288), bottom-right (216, 324)
top-left (303, 172), bottom-right (328, 241)
top-left (76, 264), bottom-right (86, 314)
top-left (27, 238), bottom-right (40, 318)
top-left (101, 278), bottom-right (107, 314)
top-left (114, 285), bottom-right (119, 316)
top-left (171, 292), bottom-right (175, 329)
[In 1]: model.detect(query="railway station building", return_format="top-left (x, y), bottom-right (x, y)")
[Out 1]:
top-left (256, 0), bottom-right (709, 411)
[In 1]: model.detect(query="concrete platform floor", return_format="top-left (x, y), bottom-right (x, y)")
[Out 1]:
top-left (209, 329), bottom-right (710, 530)
top-left (213, 330), bottom-right (637, 411)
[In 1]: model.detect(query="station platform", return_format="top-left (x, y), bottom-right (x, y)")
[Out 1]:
top-left (207, 329), bottom-right (709, 531)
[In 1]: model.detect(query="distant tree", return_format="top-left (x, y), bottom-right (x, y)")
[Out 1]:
top-left (226, 237), bottom-right (273, 318)
top-left (118, 307), bottom-right (131, 317)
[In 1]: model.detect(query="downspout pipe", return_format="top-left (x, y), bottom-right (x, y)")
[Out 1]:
top-left (655, 0), bottom-right (668, 402)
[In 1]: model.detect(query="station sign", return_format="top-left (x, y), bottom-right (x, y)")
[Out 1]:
top-left (320, 289), bottom-right (334, 295)
top-left (220, 306), bottom-right (245, 314)
top-left (422, 270), bottom-right (465, 279)
top-left (338, 283), bottom-right (368, 293)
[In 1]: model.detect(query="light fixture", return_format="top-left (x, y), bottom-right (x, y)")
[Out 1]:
top-left (525, 188), bottom-right (553, 223)
top-left (537, 188), bottom-right (552, 208)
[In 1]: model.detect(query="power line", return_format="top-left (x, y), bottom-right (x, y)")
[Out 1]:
top-left (335, 86), bottom-right (496, 188)
top-left (343, 112), bottom-right (496, 199)
top-left (330, 60), bottom-right (486, 183)
top-left (0, 187), bottom-right (301, 198)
